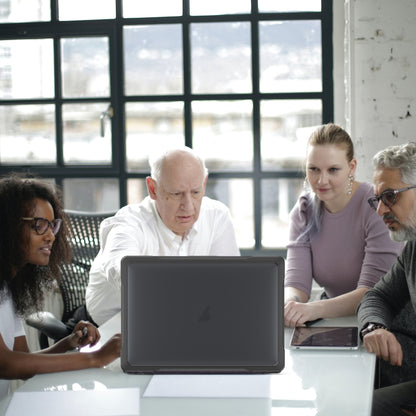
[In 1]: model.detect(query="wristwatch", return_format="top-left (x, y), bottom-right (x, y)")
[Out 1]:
top-left (360, 323), bottom-right (387, 339)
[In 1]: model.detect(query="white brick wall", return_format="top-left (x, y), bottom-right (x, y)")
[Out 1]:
top-left (341, 0), bottom-right (416, 182)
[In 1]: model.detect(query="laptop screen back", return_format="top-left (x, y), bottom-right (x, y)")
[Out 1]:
top-left (121, 256), bottom-right (285, 374)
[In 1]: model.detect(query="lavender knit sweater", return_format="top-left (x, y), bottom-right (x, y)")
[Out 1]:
top-left (285, 182), bottom-right (403, 298)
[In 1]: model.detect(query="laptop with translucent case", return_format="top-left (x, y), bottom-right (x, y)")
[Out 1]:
top-left (121, 256), bottom-right (285, 374)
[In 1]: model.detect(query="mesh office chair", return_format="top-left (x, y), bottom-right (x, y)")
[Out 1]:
top-left (25, 209), bottom-right (116, 349)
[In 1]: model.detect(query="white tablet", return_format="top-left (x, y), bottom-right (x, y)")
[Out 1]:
top-left (290, 326), bottom-right (359, 350)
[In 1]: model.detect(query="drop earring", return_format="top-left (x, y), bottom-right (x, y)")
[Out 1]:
top-left (346, 174), bottom-right (354, 195)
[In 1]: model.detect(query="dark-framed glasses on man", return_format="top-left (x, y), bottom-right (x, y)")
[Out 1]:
top-left (368, 185), bottom-right (416, 210)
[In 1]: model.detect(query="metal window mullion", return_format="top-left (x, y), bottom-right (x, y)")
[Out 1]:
top-left (54, 35), bottom-right (64, 167)
top-left (321, 0), bottom-right (334, 123)
top-left (112, 12), bottom-right (127, 206)
top-left (51, 0), bottom-right (58, 22)
top-left (183, 0), bottom-right (192, 148)
top-left (251, 1), bottom-right (262, 251)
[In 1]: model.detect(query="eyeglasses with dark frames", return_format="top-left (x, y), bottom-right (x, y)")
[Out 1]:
top-left (368, 185), bottom-right (416, 210)
top-left (21, 217), bottom-right (62, 236)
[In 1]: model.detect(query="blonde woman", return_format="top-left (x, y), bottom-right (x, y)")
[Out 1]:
top-left (284, 124), bottom-right (403, 327)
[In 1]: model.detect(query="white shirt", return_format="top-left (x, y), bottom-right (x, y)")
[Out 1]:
top-left (0, 291), bottom-right (25, 400)
top-left (86, 196), bottom-right (240, 325)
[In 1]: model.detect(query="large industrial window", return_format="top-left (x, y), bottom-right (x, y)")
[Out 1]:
top-left (0, 0), bottom-right (333, 254)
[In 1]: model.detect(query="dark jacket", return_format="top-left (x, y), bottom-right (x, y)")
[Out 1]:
top-left (357, 240), bottom-right (416, 387)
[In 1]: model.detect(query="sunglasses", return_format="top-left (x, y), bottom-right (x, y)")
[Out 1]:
top-left (21, 217), bottom-right (62, 236)
top-left (368, 185), bottom-right (416, 210)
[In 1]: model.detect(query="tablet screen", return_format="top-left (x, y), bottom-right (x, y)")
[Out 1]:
top-left (290, 326), bottom-right (359, 350)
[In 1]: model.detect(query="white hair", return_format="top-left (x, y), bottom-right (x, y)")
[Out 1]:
top-left (148, 146), bottom-right (208, 183)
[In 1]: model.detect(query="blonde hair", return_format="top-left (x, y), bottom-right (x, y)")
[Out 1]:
top-left (307, 123), bottom-right (354, 162)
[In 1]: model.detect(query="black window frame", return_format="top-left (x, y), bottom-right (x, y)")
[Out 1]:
top-left (0, 0), bottom-right (333, 256)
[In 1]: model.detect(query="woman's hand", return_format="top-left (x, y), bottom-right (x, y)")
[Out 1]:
top-left (92, 334), bottom-right (122, 367)
top-left (285, 287), bottom-right (369, 327)
top-left (60, 320), bottom-right (101, 351)
top-left (402, 407), bottom-right (416, 416)
top-left (284, 300), bottom-right (322, 327)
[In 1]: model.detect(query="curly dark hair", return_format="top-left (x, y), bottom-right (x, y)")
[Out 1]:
top-left (0, 173), bottom-right (71, 316)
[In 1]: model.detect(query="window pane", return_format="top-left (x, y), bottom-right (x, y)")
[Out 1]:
top-left (190, 0), bottom-right (250, 15)
top-left (123, 0), bottom-right (182, 17)
top-left (206, 178), bottom-right (253, 249)
top-left (124, 25), bottom-right (183, 96)
top-left (0, 105), bottom-right (55, 164)
top-left (258, 0), bottom-right (321, 12)
top-left (63, 103), bottom-right (112, 165)
top-left (0, 0), bottom-right (50, 22)
top-left (58, 0), bottom-right (115, 20)
top-left (127, 179), bottom-right (149, 205)
top-left (260, 21), bottom-right (321, 93)
top-left (63, 178), bottom-right (119, 211)
top-left (61, 37), bottom-right (110, 98)
top-left (126, 102), bottom-right (184, 172)
top-left (191, 22), bottom-right (251, 94)
top-left (193, 100), bottom-right (252, 172)
top-left (262, 178), bottom-right (303, 249)
top-left (261, 99), bottom-right (322, 170)
top-left (0, 39), bottom-right (54, 99)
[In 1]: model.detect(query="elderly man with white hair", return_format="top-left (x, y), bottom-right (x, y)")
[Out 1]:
top-left (86, 146), bottom-right (240, 326)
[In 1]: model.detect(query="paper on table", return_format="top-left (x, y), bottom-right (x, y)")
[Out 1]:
top-left (144, 374), bottom-right (271, 398)
top-left (6, 387), bottom-right (140, 416)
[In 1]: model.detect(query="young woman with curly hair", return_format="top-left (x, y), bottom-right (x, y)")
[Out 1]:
top-left (0, 174), bottom-right (120, 400)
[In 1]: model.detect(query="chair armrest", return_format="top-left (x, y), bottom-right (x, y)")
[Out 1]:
top-left (25, 311), bottom-right (70, 342)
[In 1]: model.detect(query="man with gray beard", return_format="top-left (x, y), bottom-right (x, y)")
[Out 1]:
top-left (358, 142), bottom-right (416, 416)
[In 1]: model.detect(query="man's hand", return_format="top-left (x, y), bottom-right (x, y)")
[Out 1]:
top-left (362, 328), bottom-right (403, 366)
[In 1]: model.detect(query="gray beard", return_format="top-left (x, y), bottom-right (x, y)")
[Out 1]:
top-left (390, 228), bottom-right (416, 242)
top-left (389, 206), bottom-right (416, 242)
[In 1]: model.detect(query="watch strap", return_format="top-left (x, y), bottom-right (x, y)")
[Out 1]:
top-left (360, 322), bottom-right (387, 340)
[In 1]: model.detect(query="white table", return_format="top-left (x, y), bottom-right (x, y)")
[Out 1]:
top-left (0, 313), bottom-right (375, 415)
